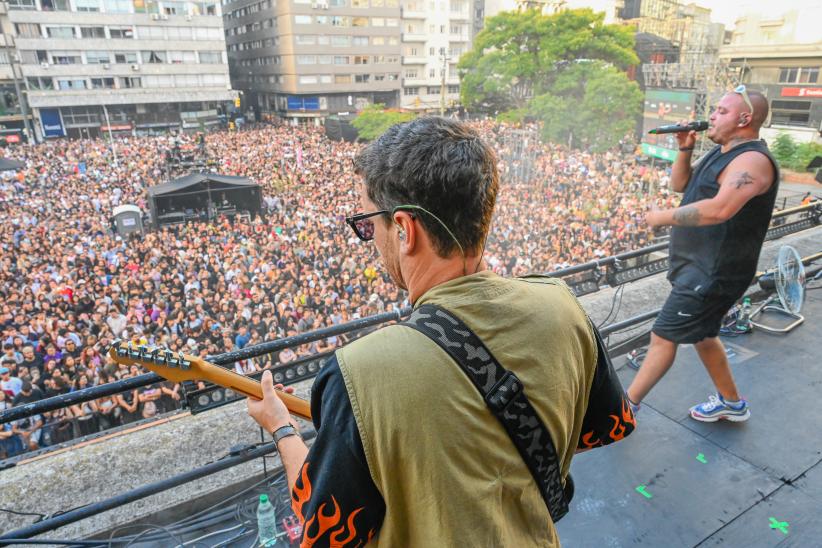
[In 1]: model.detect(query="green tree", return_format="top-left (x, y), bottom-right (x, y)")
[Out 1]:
top-left (771, 133), bottom-right (797, 167)
top-left (790, 141), bottom-right (822, 171)
top-left (458, 8), bottom-right (641, 151)
top-left (530, 61), bottom-right (642, 151)
top-left (351, 104), bottom-right (416, 141)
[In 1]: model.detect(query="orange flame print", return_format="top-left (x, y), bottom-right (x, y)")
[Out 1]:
top-left (292, 463), bottom-right (312, 524)
top-left (581, 431), bottom-right (602, 449)
top-left (291, 462), bottom-right (371, 547)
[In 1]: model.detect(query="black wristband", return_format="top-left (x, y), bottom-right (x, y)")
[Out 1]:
top-left (679, 146), bottom-right (694, 152)
top-left (271, 424), bottom-right (300, 445)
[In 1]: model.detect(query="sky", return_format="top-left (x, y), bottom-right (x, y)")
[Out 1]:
top-left (696, 0), bottom-right (821, 28)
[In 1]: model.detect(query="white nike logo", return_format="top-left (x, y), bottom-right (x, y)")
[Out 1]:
top-left (677, 311), bottom-right (693, 317)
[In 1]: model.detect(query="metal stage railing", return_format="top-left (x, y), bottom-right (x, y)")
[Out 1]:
top-left (2, 200), bottom-right (819, 429)
top-left (2, 253), bottom-right (820, 543)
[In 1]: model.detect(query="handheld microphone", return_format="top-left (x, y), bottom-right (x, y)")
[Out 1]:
top-left (648, 121), bottom-right (709, 135)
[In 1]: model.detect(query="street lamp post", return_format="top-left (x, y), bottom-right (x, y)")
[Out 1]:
top-left (101, 104), bottom-right (119, 167)
top-left (4, 43), bottom-right (34, 142)
top-left (439, 53), bottom-right (451, 117)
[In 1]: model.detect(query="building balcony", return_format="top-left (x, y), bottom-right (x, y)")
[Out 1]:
top-left (401, 8), bottom-right (426, 19)
top-left (402, 56), bottom-right (426, 65)
top-left (26, 87), bottom-right (236, 109)
top-left (402, 32), bottom-right (427, 43)
top-left (449, 10), bottom-right (470, 21)
top-left (402, 77), bottom-right (428, 86)
top-left (449, 34), bottom-right (470, 43)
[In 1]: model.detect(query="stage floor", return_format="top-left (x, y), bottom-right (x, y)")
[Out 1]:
top-left (556, 287), bottom-right (822, 546)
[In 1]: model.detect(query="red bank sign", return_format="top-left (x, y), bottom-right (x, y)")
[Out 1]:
top-left (781, 87), bottom-right (822, 97)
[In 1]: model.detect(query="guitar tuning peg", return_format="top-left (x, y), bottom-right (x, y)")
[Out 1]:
top-left (164, 350), bottom-right (174, 367)
top-left (178, 351), bottom-right (190, 370)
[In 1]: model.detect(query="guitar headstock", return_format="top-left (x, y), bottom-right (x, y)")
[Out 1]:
top-left (108, 339), bottom-right (205, 383)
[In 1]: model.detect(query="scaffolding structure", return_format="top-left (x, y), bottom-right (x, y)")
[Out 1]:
top-left (641, 59), bottom-right (748, 157)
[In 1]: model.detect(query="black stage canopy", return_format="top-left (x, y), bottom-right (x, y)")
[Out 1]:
top-left (148, 173), bottom-right (262, 226)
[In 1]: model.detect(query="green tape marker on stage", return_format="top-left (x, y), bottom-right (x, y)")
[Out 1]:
top-left (696, 453), bottom-right (707, 464)
top-left (635, 485), bottom-right (652, 499)
top-left (769, 517), bottom-right (789, 535)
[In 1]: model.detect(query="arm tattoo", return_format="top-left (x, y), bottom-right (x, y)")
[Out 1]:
top-left (673, 206), bottom-right (701, 226)
top-left (732, 171), bottom-right (755, 189)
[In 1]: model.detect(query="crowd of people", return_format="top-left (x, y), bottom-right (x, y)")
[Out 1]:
top-left (0, 118), bottom-right (671, 459)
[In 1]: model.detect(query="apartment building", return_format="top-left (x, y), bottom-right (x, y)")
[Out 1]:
top-left (399, 0), bottom-right (473, 112)
top-left (720, 6), bottom-right (822, 143)
top-left (224, 0), bottom-right (402, 120)
top-left (6, 0), bottom-right (235, 139)
top-left (0, 2), bottom-right (34, 143)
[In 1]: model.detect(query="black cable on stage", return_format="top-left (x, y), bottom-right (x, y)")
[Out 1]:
top-left (0, 541), bottom-right (100, 547)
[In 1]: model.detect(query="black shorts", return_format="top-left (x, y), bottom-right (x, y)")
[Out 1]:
top-left (652, 284), bottom-right (741, 344)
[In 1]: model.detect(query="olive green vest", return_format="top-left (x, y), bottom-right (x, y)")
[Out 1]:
top-left (336, 271), bottom-right (597, 547)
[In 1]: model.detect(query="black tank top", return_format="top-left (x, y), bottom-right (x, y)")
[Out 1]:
top-left (668, 140), bottom-right (779, 296)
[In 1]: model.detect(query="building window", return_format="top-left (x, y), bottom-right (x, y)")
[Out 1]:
top-left (103, 0), bottom-right (132, 12)
top-left (27, 77), bottom-right (54, 90)
top-left (166, 26), bottom-right (192, 40)
top-left (334, 56), bottom-right (349, 65)
top-left (163, 1), bottom-right (186, 14)
top-left (120, 77), bottom-right (142, 88)
top-left (46, 26), bottom-right (76, 39)
top-left (770, 100), bottom-right (811, 126)
top-left (427, 86), bottom-right (440, 94)
top-left (335, 74), bottom-right (351, 84)
top-left (168, 51), bottom-right (197, 63)
top-left (52, 52), bottom-right (82, 65)
top-left (330, 16), bottom-right (350, 27)
top-left (370, 17), bottom-right (384, 27)
top-left (74, 0), bottom-right (101, 11)
top-left (109, 27), bottom-right (135, 39)
top-left (295, 15), bottom-right (312, 24)
top-left (355, 74), bottom-right (370, 83)
top-left (351, 0), bottom-right (367, 6)
top-left (297, 55), bottom-right (317, 65)
top-left (779, 67), bottom-right (819, 84)
top-left (404, 87), bottom-right (419, 95)
top-left (296, 35), bottom-right (316, 45)
top-left (86, 51), bottom-right (111, 64)
top-left (57, 79), bottom-right (88, 90)
top-left (142, 50), bottom-right (166, 63)
top-left (91, 77), bottom-right (116, 89)
top-left (41, 0), bottom-right (71, 10)
top-left (353, 55), bottom-right (369, 65)
top-left (174, 74), bottom-right (198, 86)
top-left (447, 84), bottom-right (459, 94)
top-left (80, 26), bottom-right (106, 38)
top-left (137, 26), bottom-right (165, 39)
top-left (331, 36), bottom-right (350, 47)
top-left (8, 0), bottom-right (37, 9)
top-left (198, 51), bottom-right (222, 64)
top-left (299, 75), bottom-right (319, 84)
top-left (405, 69), bottom-right (417, 78)
top-left (114, 52), bottom-right (139, 63)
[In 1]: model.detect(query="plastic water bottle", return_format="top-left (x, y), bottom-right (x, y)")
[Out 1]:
top-left (257, 494), bottom-right (277, 547)
top-left (736, 297), bottom-right (752, 331)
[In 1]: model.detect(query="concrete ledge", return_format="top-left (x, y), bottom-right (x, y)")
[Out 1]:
top-left (1, 226), bottom-right (820, 543)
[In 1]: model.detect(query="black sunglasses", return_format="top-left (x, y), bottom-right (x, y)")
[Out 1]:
top-left (345, 210), bottom-right (389, 241)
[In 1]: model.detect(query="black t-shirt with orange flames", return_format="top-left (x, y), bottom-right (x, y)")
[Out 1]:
top-left (291, 351), bottom-right (634, 546)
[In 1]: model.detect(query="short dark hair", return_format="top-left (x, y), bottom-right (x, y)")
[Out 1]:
top-left (353, 117), bottom-right (499, 257)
